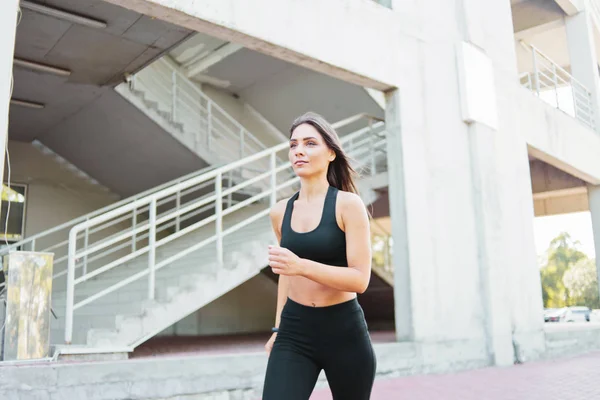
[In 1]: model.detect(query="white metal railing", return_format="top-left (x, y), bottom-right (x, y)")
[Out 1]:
top-left (130, 57), bottom-right (267, 162)
top-left (63, 114), bottom-right (386, 343)
top-left (519, 42), bottom-right (596, 130)
top-left (0, 163), bottom-right (238, 290)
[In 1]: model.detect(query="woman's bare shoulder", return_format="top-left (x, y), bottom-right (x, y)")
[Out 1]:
top-left (337, 190), bottom-right (365, 211)
top-left (270, 198), bottom-right (288, 221)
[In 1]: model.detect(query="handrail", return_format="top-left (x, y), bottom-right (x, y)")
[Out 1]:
top-left (157, 57), bottom-right (265, 151)
top-left (63, 113), bottom-right (386, 343)
top-left (69, 119), bottom-right (384, 236)
top-left (519, 40), bottom-right (596, 131)
top-left (0, 163), bottom-right (222, 256)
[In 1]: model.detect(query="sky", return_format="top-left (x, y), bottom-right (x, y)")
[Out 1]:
top-left (533, 211), bottom-right (596, 258)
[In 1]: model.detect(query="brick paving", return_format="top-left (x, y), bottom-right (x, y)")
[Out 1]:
top-left (311, 351), bottom-right (600, 400)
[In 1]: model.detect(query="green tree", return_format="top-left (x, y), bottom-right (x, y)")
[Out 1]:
top-left (539, 232), bottom-right (587, 308)
top-left (563, 258), bottom-right (600, 308)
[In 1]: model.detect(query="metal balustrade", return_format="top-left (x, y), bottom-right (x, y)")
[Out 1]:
top-left (55, 114), bottom-right (385, 344)
top-left (519, 42), bottom-right (596, 131)
top-left (130, 57), bottom-right (267, 162)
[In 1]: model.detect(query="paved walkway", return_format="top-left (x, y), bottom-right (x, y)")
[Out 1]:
top-left (311, 351), bottom-right (600, 399)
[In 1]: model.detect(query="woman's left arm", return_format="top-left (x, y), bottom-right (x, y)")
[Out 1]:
top-left (268, 193), bottom-right (372, 294)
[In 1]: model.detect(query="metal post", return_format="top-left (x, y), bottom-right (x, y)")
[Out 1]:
top-left (215, 174), bottom-right (223, 266)
top-left (552, 63), bottom-right (559, 109)
top-left (83, 224), bottom-right (89, 277)
top-left (172, 70), bottom-right (177, 122)
top-left (175, 191), bottom-right (181, 232)
top-left (369, 119), bottom-right (376, 176)
top-left (65, 228), bottom-right (78, 344)
top-left (227, 170), bottom-right (233, 208)
top-left (30, 239), bottom-right (36, 252)
top-left (240, 128), bottom-right (245, 159)
top-left (207, 102), bottom-right (213, 151)
top-left (131, 208), bottom-right (137, 252)
top-left (270, 153), bottom-right (277, 207)
top-left (532, 48), bottom-right (541, 96)
top-left (148, 198), bottom-right (157, 300)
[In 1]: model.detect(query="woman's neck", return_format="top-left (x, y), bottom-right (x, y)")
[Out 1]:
top-left (298, 177), bottom-right (330, 202)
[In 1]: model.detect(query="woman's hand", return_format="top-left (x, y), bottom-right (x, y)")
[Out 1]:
top-left (265, 332), bottom-right (277, 355)
top-left (268, 245), bottom-right (304, 276)
top-left (268, 245), bottom-right (303, 276)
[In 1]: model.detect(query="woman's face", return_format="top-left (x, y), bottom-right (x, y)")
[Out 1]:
top-left (289, 123), bottom-right (335, 178)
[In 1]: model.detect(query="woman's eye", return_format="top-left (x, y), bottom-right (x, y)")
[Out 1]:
top-left (290, 143), bottom-right (297, 148)
top-left (307, 142), bottom-right (316, 146)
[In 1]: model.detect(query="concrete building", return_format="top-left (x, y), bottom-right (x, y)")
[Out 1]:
top-left (1, 0), bottom-right (600, 398)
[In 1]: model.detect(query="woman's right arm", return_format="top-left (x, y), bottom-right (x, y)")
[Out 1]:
top-left (266, 200), bottom-right (288, 355)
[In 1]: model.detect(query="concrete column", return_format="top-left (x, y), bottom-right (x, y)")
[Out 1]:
top-left (384, 89), bottom-right (413, 342)
top-left (382, 0), bottom-right (545, 368)
top-left (589, 185), bottom-right (600, 295)
top-left (0, 0), bottom-right (19, 181)
top-left (565, 8), bottom-right (600, 130)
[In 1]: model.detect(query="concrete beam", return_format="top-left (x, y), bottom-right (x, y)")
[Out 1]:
top-left (529, 159), bottom-right (587, 194)
top-left (0, 0), bottom-right (19, 182)
top-left (512, 0), bottom-right (564, 35)
top-left (102, 0), bottom-right (421, 91)
top-left (554, 0), bottom-right (584, 16)
top-left (519, 88), bottom-right (600, 184)
top-left (186, 43), bottom-right (243, 79)
top-left (533, 190), bottom-right (588, 216)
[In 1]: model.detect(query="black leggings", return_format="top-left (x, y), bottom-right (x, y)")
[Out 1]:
top-left (262, 297), bottom-right (376, 400)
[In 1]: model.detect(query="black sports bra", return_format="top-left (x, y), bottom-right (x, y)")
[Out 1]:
top-left (280, 186), bottom-right (347, 267)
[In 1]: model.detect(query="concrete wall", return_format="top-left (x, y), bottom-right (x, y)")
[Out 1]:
top-left (161, 273), bottom-right (277, 336)
top-left (519, 87), bottom-right (600, 184)
top-left (201, 85), bottom-right (287, 147)
top-left (5, 141), bottom-right (118, 245)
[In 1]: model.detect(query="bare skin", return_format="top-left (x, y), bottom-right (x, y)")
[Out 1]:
top-left (265, 123), bottom-right (372, 354)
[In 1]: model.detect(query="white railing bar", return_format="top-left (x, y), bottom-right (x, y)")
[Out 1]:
top-left (154, 193), bottom-right (218, 227)
top-left (522, 41), bottom-right (590, 93)
top-left (154, 235), bottom-right (217, 271)
top-left (332, 113), bottom-right (384, 129)
top-left (74, 247), bottom-right (149, 285)
top-left (76, 222), bottom-right (152, 260)
top-left (77, 191), bottom-right (222, 262)
top-left (73, 267), bottom-right (151, 311)
top-left (157, 57), bottom-right (265, 149)
top-left (3, 163), bottom-right (220, 255)
top-left (154, 214), bottom-right (218, 249)
top-left (222, 208), bottom-right (271, 238)
top-left (221, 188), bottom-right (272, 218)
top-left (60, 199), bottom-right (229, 283)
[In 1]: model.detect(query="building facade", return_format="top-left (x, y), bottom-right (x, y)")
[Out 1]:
top-left (1, 0), bottom-right (600, 398)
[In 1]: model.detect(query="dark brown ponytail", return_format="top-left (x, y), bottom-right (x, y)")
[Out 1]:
top-left (290, 112), bottom-right (359, 194)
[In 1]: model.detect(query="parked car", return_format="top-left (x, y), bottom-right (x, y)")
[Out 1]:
top-left (563, 306), bottom-right (591, 322)
top-left (544, 308), bottom-right (566, 322)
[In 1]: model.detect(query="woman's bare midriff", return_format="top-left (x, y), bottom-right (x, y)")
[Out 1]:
top-left (287, 275), bottom-right (356, 307)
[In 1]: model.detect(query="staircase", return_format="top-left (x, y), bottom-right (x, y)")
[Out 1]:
top-left (0, 113), bottom-right (388, 357)
top-left (115, 57), bottom-right (269, 167)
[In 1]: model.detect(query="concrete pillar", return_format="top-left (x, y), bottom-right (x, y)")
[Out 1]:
top-left (384, 90), bottom-right (413, 342)
top-left (589, 185), bottom-right (600, 296)
top-left (565, 8), bottom-right (600, 130)
top-left (382, 0), bottom-right (545, 367)
top-left (0, 0), bottom-right (19, 181)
